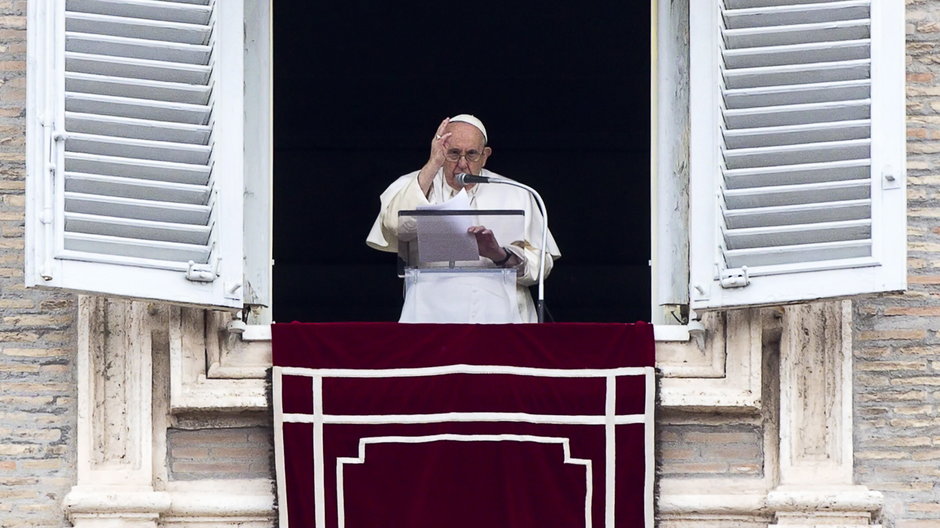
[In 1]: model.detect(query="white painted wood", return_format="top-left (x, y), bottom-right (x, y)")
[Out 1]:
top-left (66, 32), bottom-right (211, 63)
top-left (724, 79), bottom-right (871, 109)
top-left (66, 152), bottom-right (211, 184)
top-left (65, 12), bottom-right (212, 45)
top-left (725, 219), bottom-right (871, 250)
top-left (725, 1), bottom-right (870, 27)
top-left (724, 179), bottom-right (870, 207)
top-left (66, 72), bottom-right (211, 104)
top-left (65, 192), bottom-right (210, 224)
top-left (652, 0), bottom-right (690, 318)
top-left (68, 0), bottom-right (213, 25)
top-left (26, 0), bottom-right (245, 309)
top-left (689, 0), bottom-right (905, 310)
top-left (65, 52), bottom-right (212, 83)
top-left (65, 133), bottom-right (212, 163)
top-left (65, 93), bottom-right (211, 124)
top-left (242, 0), bottom-right (273, 313)
top-left (724, 122), bottom-right (871, 150)
top-left (65, 213), bottom-right (211, 246)
top-left (65, 173), bottom-right (211, 203)
top-left (723, 39), bottom-right (871, 69)
top-left (65, 113), bottom-right (212, 144)
top-left (724, 19), bottom-right (870, 49)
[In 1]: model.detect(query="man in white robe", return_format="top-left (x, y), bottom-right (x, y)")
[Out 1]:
top-left (366, 114), bottom-right (561, 323)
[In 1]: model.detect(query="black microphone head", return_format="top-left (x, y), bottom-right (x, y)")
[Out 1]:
top-left (456, 173), bottom-right (488, 185)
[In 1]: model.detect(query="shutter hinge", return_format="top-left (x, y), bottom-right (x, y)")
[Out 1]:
top-left (185, 260), bottom-right (218, 282)
top-left (719, 266), bottom-right (750, 289)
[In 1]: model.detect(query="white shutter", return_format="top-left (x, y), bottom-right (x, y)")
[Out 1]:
top-left (689, 0), bottom-right (905, 310)
top-left (26, 0), bottom-right (245, 309)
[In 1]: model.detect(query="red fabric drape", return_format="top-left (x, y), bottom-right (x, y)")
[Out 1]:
top-left (273, 322), bottom-right (654, 528)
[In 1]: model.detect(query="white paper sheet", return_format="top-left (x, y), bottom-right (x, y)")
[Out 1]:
top-left (415, 190), bottom-right (479, 263)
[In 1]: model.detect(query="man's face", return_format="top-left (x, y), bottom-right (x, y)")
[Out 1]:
top-left (442, 122), bottom-right (492, 188)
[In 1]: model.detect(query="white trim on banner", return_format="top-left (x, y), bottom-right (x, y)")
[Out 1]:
top-left (272, 365), bottom-right (655, 528)
top-left (335, 434), bottom-right (594, 528)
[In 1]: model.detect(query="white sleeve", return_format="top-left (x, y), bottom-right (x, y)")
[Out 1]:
top-left (365, 172), bottom-right (429, 252)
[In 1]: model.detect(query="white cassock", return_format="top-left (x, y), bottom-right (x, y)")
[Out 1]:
top-left (366, 168), bottom-right (561, 323)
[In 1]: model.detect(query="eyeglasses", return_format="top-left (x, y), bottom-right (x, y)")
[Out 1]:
top-left (444, 148), bottom-right (484, 163)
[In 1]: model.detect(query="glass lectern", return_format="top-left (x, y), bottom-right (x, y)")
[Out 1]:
top-left (397, 209), bottom-right (525, 323)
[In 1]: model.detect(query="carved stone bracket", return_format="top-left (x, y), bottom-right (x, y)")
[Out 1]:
top-left (658, 309), bottom-right (764, 410)
top-left (169, 308), bottom-right (267, 412)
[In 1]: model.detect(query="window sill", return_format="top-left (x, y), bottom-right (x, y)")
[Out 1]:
top-left (173, 316), bottom-right (762, 412)
top-left (241, 323), bottom-right (692, 342)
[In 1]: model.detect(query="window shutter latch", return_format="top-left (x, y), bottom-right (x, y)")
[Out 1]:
top-left (882, 165), bottom-right (901, 190)
top-left (185, 260), bottom-right (218, 282)
top-left (719, 266), bottom-right (750, 289)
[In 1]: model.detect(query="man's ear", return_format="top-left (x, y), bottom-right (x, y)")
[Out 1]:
top-left (482, 146), bottom-right (492, 166)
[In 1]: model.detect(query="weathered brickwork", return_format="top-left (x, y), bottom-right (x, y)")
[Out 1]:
top-left (0, 1), bottom-right (76, 527)
top-left (168, 427), bottom-right (273, 481)
top-left (853, 2), bottom-right (940, 527)
top-left (657, 423), bottom-right (764, 478)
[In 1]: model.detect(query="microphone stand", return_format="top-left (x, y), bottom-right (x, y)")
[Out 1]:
top-left (458, 174), bottom-right (550, 323)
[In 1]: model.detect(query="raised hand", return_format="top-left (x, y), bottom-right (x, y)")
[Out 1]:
top-left (418, 118), bottom-right (452, 195)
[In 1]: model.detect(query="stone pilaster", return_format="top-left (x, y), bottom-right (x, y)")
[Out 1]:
top-left (63, 296), bottom-right (169, 527)
top-left (768, 301), bottom-right (882, 527)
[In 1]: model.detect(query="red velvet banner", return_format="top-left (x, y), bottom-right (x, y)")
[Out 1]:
top-left (273, 322), bottom-right (655, 528)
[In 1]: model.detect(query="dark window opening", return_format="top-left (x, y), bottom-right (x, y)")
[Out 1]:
top-left (274, 2), bottom-right (651, 322)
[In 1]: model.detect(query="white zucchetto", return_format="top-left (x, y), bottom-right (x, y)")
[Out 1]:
top-left (449, 114), bottom-right (488, 143)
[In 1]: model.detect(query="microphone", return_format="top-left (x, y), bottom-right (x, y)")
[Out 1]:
top-left (454, 172), bottom-right (551, 323)
top-left (455, 173), bottom-right (499, 185)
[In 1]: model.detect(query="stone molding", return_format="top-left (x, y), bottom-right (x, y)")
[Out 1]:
top-left (168, 307), bottom-right (267, 412)
top-left (658, 302), bottom-right (883, 527)
top-left (71, 295), bottom-right (884, 527)
top-left (65, 297), bottom-right (275, 528)
top-left (175, 310), bottom-right (765, 412)
top-left (71, 297), bottom-right (154, 487)
top-left (658, 309), bottom-right (764, 410)
top-left (766, 302), bottom-right (882, 527)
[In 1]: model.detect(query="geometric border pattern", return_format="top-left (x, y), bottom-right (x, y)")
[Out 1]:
top-left (273, 365), bottom-right (655, 528)
top-left (337, 435), bottom-right (593, 528)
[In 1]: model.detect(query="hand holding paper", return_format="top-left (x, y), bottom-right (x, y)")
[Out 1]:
top-left (416, 190), bottom-right (479, 263)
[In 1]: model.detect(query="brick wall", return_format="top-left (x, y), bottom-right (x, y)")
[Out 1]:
top-left (853, 2), bottom-right (940, 527)
top-left (0, 1), bottom-right (77, 527)
top-left (168, 427), bottom-right (273, 481)
top-left (658, 423), bottom-right (764, 478)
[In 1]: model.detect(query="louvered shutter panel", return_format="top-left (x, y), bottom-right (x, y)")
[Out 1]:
top-left (26, 0), bottom-right (245, 309)
top-left (688, 0), bottom-right (905, 310)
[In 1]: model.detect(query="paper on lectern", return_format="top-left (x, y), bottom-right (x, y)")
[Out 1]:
top-left (416, 190), bottom-right (479, 263)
